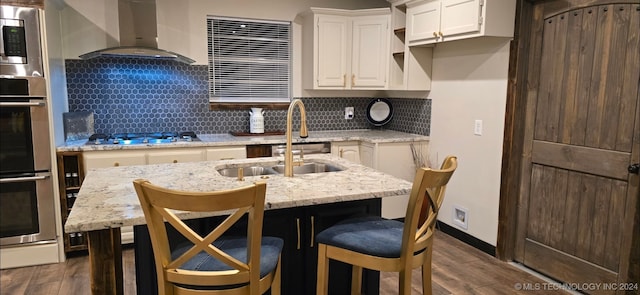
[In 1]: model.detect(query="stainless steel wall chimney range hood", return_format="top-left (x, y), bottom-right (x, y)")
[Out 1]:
top-left (79, 0), bottom-right (194, 64)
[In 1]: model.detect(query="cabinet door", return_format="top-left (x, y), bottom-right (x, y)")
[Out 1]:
top-left (359, 142), bottom-right (375, 168)
top-left (351, 15), bottom-right (389, 88)
top-left (205, 147), bottom-right (247, 160)
top-left (83, 151), bottom-right (146, 170)
top-left (406, 0), bottom-right (441, 44)
top-left (331, 142), bottom-right (360, 164)
top-left (315, 15), bottom-right (349, 88)
top-left (303, 199), bottom-right (381, 295)
top-left (440, 0), bottom-right (481, 37)
top-left (376, 141), bottom-right (428, 219)
top-left (146, 149), bottom-right (205, 164)
top-left (262, 209), bottom-right (306, 295)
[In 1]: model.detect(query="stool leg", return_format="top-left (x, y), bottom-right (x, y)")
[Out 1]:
top-left (351, 265), bottom-right (363, 294)
top-left (272, 256), bottom-right (282, 295)
top-left (399, 270), bottom-right (411, 295)
top-left (422, 247), bottom-right (433, 295)
top-left (316, 244), bottom-right (329, 295)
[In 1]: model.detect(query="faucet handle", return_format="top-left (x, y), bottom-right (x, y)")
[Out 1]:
top-left (237, 167), bottom-right (244, 181)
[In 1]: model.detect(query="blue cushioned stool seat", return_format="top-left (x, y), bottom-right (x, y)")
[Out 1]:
top-left (316, 216), bottom-right (404, 258)
top-left (171, 236), bottom-right (284, 290)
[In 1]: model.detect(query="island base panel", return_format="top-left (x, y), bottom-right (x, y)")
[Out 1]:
top-left (88, 228), bottom-right (123, 295)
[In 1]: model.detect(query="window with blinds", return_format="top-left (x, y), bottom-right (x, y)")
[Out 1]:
top-left (207, 17), bottom-right (291, 103)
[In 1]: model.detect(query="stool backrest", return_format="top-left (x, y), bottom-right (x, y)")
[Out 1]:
top-left (133, 179), bottom-right (267, 295)
top-left (402, 156), bottom-right (457, 261)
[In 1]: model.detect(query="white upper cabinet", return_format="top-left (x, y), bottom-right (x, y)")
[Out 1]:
top-left (315, 15), bottom-right (349, 88)
top-left (406, 0), bottom-right (516, 46)
top-left (406, 0), bottom-right (441, 43)
top-left (302, 8), bottom-right (391, 90)
top-left (350, 15), bottom-right (390, 88)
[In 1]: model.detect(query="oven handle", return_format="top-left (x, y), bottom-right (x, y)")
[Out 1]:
top-left (0, 174), bottom-right (50, 183)
top-left (0, 101), bottom-right (46, 107)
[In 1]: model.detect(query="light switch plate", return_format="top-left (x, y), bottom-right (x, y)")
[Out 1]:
top-left (474, 120), bottom-right (483, 135)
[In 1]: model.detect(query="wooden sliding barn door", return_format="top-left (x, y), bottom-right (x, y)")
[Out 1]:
top-left (515, 2), bottom-right (640, 294)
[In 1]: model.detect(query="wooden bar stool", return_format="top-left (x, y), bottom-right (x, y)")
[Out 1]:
top-left (133, 179), bottom-right (282, 295)
top-left (315, 156), bottom-right (458, 295)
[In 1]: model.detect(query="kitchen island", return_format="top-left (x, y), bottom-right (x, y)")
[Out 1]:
top-left (65, 154), bottom-right (413, 294)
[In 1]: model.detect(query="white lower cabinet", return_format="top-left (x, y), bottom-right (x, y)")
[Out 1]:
top-left (331, 141), bottom-right (361, 164)
top-left (146, 149), bottom-right (205, 164)
top-left (82, 146), bottom-right (245, 244)
top-left (363, 141), bottom-right (429, 219)
top-left (206, 146), bottom-right (247, 160)
top-left (83, 150), bottom-right (148, 244)
top-left (82, 150), bottom-right (146, 170)
top-left (359, 142), bottom-right (375, 168)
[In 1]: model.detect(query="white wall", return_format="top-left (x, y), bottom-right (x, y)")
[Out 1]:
top-left (45, 0), bottom-right (69, 146)
top-left (428, 37), bottom-right (511, 246)
top-left (59, 0), bottom-right (389, 98)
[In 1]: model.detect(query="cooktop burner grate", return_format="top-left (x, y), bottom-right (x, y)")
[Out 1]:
top-left (86, 131), bottom-right (199, 145)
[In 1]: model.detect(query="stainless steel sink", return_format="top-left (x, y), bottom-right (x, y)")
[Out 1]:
top-left (217, 161), bottom-right (344, 177)
top-left (272, 162), bottom-right (343, 174)
top-left (217, 166), bottom-right (278, 177)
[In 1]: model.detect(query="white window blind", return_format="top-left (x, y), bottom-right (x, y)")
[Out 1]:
top-left (207, 17), bottom-right (291, 103)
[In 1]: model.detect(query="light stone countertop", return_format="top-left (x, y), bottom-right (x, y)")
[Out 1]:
top-left (57, 129), bottom-right (429, 152)
top-left (64, 154), bottom-right (413, 233)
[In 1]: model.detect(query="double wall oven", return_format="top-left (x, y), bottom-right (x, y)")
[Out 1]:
top-left (1, 5), bottom-right (56, 247)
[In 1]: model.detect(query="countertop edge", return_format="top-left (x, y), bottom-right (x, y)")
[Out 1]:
top-left (57, 130), bottom-right (430, 152)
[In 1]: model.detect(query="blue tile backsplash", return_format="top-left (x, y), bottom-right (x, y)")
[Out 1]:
top-left (65, 57), bottom-right (430, 136)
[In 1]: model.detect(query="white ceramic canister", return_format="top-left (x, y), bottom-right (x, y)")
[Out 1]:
top-left (249, 107), bottom-right (265, 133)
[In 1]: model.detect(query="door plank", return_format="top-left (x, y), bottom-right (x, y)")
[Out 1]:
top-left (603, 180), bottom-right (626, 271)
top-left (589, 178), bottom-right (612, 267)
top-left (599, 4), bottom-right (632, 151)
top-left (559, 172), bottom-right (581, 255)
top-left (575, 174), bottom-right (596, 260)
top-left (547, 12), bottom-right (569, 142)
top-left (531, 140), bottom-right (630, 180)
top-left (572, 6), bottom-right (597, 146)
top-left (616, 4), bottom-right (640, 152)
top-left (559, 9), bottom-right (582, 145)
top-left (533, 15), bottom-right (558, 141)
top-left (526, 165), bottom-right (546, 243)
top-left (523, 239), bottom-right (617, 295)
top-left (548, 168), bottom-right (568, 250)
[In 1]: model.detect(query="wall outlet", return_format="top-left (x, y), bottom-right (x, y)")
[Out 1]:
top-left (474, 119), bottom-right (483, 135)
top-left (345, 107), bottom-right (354, 120)
top-left (453, 205), bottom-right (468, 230)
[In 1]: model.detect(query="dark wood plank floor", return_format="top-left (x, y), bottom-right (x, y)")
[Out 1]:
top-left (1, 231), bottom-right (564, 294)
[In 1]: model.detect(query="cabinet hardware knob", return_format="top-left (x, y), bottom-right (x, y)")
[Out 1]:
top-left (433, 32), bottom-right (438, 37)
top-left (439, 31), bottom-right (444, 37)
top-left (173, 160), bottom-right (178, 163)
top-left (114, 162), bottom-right (120, 167)
top-left (339, 148), bottom-right (344, 157)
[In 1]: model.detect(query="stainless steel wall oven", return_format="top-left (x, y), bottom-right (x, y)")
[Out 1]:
top-left (1, 5), bottom-right (56, 247)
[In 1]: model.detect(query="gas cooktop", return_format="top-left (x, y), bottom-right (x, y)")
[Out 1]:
top-left (86, 131), bottom-right (199, 145)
